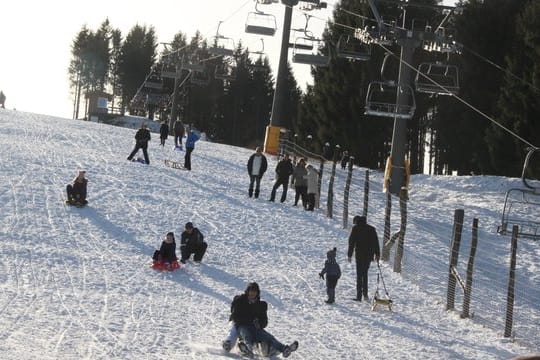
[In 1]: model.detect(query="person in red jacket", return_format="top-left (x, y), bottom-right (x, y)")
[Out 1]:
top-left (347, 215), bottom-right (380, 301)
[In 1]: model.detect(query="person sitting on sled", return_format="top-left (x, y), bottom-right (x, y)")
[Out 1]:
top-left (66, 170), bottom-right (88, 206)
top-left (228, 282), bottom-right (298, 358)
top-left (152, 232), bottom-right (179, 270)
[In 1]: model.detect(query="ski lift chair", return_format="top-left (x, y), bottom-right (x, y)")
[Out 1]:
top-left (161, 62), bottom-right (180, 79)
top-left (209, 21), bottom-right (236, 57)
top-left (336, 34), bottom-right (371, 61)
top-left (189, 67), bottom-right (211, 86)
top-left (247, 39), bottom-right (268, 71)
top-left (292, 37), bottom-right (330, 67)
top-left (214, 57), bottom-right (237, 81)
top-left (365, 81), bottom-right (416, 119)
top-left (415, 62), bottom-right (459, 96)
top-left (498, 148), bottom-right (540, 240)
top-left (245, 11), bottom-right (277, 36)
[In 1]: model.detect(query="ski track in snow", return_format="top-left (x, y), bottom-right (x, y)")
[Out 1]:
top-left (0, 110), bottom-right (537, 359)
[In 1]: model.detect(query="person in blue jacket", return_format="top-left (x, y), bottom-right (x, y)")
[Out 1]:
top-left (183, 129), bottom-right (200, 170)
top-left (319, 247), bottom-right (341, 304)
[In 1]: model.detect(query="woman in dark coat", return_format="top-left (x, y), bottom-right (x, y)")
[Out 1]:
top-left (159, 121), bottom-right (169, 146)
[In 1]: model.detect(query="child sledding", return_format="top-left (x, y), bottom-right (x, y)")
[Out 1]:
top-left (65, 170), bottom-right (88, 207)
top-left (152, 232), bottom-right (180, 271)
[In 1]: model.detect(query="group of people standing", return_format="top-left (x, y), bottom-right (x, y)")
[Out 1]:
top-left (246, 148), bottom-right (319, 210)
top-left (128, 119), bottom-right (199, 170)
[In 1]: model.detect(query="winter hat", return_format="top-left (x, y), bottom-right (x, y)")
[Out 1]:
top-left (245, 282), bottom-right (260, 297)
top-left (185, 222), bottom-right (194, 230)
top-left (327, 247), bottom-right (337, 261)
top-left (353, 215), bottom-right (366, 225)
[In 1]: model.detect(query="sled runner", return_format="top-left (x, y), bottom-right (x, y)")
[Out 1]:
top-left (151, 260), bottom-right (181, 271)
top-left (164, 159), bottom-right (188, 170)
top-left (371, 262), bottom-right (393, 312)
top-left (65, 199), bottom-right (87, 208)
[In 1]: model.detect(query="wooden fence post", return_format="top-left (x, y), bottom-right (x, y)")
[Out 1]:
top-left (447, 209), bottom-right (465, 311)
top-left (393, 188), bottom-right (408, 273)
top-left (342, 157), bottom-right (354, 229)
top-left (316, 159), bottom-right (324, 209)
top-left (504, 225), bottom-right (519, 338)
top-left (461, 218), bottom-right (478, 319)
top-left (326, 150), bottom-right (338, 219)
top-left (363, 170), bottom-right (369, 217)
top-left (381, 192), bottom-right (392, 261)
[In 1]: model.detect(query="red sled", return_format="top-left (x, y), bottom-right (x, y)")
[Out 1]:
top-left (151, 260), bottom-right (181, 271)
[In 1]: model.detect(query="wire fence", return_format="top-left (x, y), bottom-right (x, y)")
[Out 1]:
top-left (279, 139), bottom-right (540, 351)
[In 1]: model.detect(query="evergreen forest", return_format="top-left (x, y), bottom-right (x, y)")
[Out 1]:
top-left (68, 0), bottom-right (540, 177)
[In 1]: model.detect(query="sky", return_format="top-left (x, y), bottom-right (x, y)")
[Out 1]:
top-left (0, 0), bottom-right (456, 120)
top-left (0, 108), bottom-right (538, 359)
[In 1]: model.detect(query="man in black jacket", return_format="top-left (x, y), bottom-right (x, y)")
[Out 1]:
top-left (180, 222), bottom-right (207, 263)
top-left (269, 154), bottom-right (294, 202)
top-left (127, 123), bottom-right (151, 164)
top-left (347, 215), bottom-right (380, 301)
top-left (247, 147), bottom-right (268, 198)
top-left (231, 282), bottom-right (298, 358)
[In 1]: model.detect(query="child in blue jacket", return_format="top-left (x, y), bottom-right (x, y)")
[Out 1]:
top-left (319, 247), bottom-right (341, 304)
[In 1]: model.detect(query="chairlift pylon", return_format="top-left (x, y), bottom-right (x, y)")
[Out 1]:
top-left (336, 34), bottom-right (371, 61)
top-left (415, 62), bottom-right (459, 96)
top-left (498, 147), bottom-right (540, 240)
top-left (365, 81), bottom-right (416, 119)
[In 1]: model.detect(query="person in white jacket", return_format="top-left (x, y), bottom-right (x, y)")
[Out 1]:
top-left (305, 164), bottom-right (319, 211)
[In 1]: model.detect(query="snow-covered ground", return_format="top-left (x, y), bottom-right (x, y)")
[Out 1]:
top-left (0, 109), bottom-right (538, 359)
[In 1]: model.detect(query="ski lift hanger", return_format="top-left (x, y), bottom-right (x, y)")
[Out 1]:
top-left (292, 37), bottom-right (330, 67)
top-left (245, 1), bottom-right (277, 37)
top-left (336, 34), bottom-right (371, 61)
top-left (209, 21), bottom-right (235, 57)
top-left (498, 147), bottom-right (540, 240)
top-left (415, 62), bottom-right (459, 96)
top-left (365, 81), bottom-right (416, 119)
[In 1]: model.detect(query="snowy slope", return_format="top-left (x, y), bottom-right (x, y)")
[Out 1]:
top-left (0, 109), bottom-right (537, 360)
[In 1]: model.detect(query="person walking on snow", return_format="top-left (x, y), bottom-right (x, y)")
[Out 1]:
top-left (173, 119), bottom-right (184, 148)
top-left (183, 129), bottom-right (199, 170)
top-left (347, 215), bottom-right (380, 301)
top-left (66, 170), bottom-right (88, 206)
top-left (292, 158), bottom-right (308, 207)
top-left (159, 121), bottom-right (169, 147)
top-left (230, 282), bottom-right (298, 358)
top-left (319, 247), bottom-right (341, 304)
top-left (127, 123), bottom-right (151, 164)
top-left (247, 147), bottom-right (268, 199)
top-left (305, 164), bottom-right (319, 211)
top-left (180, 222), bottom-right (207, 263)
top-left (0, 90), bottom-right (6, 109)
top-left (269, 154), bottom-right (294, 202)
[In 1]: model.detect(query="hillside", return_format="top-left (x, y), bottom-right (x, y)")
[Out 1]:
top-left (0, 109), bottom-right (537, 359)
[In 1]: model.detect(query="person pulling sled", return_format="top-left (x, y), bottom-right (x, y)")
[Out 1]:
top-left (66, 170), bottom-right (88, 207)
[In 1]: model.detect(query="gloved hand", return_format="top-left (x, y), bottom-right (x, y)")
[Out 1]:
top-left (253, 318), bottom-right (260, 329)
top-left (319, 272), bottom-right (324, 280)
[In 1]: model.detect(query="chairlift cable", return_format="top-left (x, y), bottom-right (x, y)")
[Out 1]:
top-left (461, 44), bottom-right (540, 95)
top-left (372, 40), bottom-right (538, 150)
